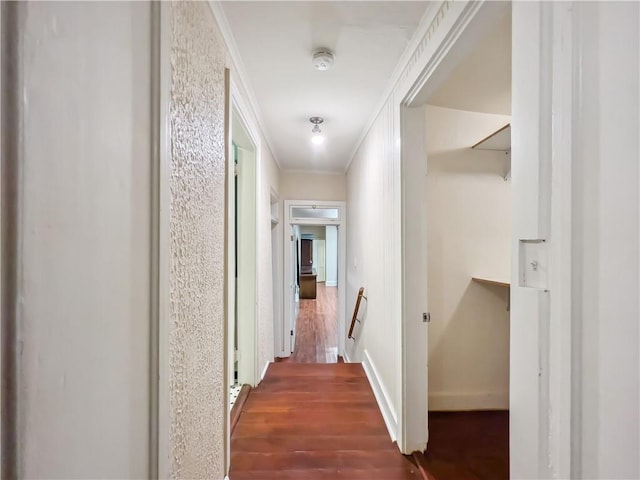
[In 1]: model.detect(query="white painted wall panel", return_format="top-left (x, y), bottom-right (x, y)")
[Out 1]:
top-left (280, 172), bottom-right (347, 201)
top-left (574, 3), bottom-right (639, 478)
top-left (326, 226), bottom-right (338, 287)
top-left (346, 99), bottom-right (398, 421)
top-left (18, 2), bottom-right (151, 477)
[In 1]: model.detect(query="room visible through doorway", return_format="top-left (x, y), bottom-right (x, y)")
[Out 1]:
top-left (284, 224), bottom-right (339, 363)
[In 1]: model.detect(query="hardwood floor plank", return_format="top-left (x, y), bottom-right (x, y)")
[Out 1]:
top-left (240, 399), bottom-right (379, 412)
top-left (238, 409), bottom-right (385, 424)
top-left (232, 420), bottom-right (389, 438)
top-left (231, 435), bottom-right (397, 453)
top-left (230, 362), bottom-right (420, 479)
top-left (231, 450), bottom-right (415, 471)
top-left (290, 284), bottom-right (338, 363)
top-left (229, 467), bottom-right (420, 480)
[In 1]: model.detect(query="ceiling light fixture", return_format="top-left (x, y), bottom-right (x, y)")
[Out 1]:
top-left (309, 117), bottom-right (325, 145)
top-left (312, 48), bottom-right (335, 71)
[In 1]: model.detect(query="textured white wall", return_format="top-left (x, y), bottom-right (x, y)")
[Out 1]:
top-left (16, 2), bottom-right (152, 477)
top-left (425, 105), bottom-right (511, 410)
top-left (280, 172), bottom-right (347, 201)
top-left (169, 2), bottom-right (227, 477)
top-left (169, 2), bottom-right (280, 476)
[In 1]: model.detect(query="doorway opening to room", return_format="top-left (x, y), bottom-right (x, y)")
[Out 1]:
top-left (279, 201), bottom-right (347, 364)
top-left (401, 4), bottom-right (512, 479)
top-left (288, 223), bottom-right (339, 363)
top-left (227, 104), bottom-right (258, 412)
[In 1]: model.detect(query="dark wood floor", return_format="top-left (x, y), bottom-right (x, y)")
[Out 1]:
top-left (290, 283), bottom-right (338, 363)
top-left (229, 362), bottom-right (421, 479)
top-left (414, 411), bottom-right (509, 480)
top-left (238, 283), bottom-right (508, 479)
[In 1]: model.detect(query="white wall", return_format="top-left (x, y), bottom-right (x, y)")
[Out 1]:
top-left (326, 226), bottom-right (338, 287)
top-left (280, 172), bottom-right (347, 201)
top-left (257, 139), bottom-right (280, 379)
top-left (425, 105), bottom-right (511, 410)
top-left (571, 3), bottom-right (638, 478)
top-left (14, 2), bottom-right (152, 477)
top-left (345, 99), bottom-right (398, 422)
top-left (300, 225), bottom-right (326, 239)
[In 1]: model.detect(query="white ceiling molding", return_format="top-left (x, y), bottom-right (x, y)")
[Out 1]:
top-left (207, 1), bottom-right (281, 169)
top-left (343, 2), bottom-right (442, 174)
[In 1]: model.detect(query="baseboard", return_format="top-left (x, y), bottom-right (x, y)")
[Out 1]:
top-left (260, 361), bottom-right (270, 382)
top-left (428, 391), bottom-right (509, 411)
top-left (362, 349), bottom-right (397, 442)
top-left (230, 384), bottom-right (251, 435)
top-left (343, 350), bottom-right (352, 363)
top-left (325, 280), bottom-right (337, 287)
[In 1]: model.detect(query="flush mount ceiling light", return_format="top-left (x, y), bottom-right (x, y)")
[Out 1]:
top-left (312, 48), bottom-right (335, 71)
top-left (309, 116), bottom-right (325, 145)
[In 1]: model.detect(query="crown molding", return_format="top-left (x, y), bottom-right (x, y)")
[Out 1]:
top-left (343, 1), bottom-right (445, 174)
top-left (207, 1), bottom-right (281, 169)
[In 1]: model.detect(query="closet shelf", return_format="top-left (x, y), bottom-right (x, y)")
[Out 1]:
top-left (471, 124), bottom-right (510, 151)
top-left (472, 276), bottom-right (510, 288)
top-left (471, 123), bottom-right (511, 180)
top-left (472, 276), bottom-right (511, 311)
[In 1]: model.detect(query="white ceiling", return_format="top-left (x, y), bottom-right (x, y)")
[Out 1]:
top-left (427, 9), bottom-right (511, 115)
top-left (220, 1), bottom-right (431, 173)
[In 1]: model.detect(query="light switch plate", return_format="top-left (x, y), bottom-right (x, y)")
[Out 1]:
top-left (519, 239), bottom-right (548, 290)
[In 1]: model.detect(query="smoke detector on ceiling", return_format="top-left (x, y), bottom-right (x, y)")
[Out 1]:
top-left (312, 48), bottom-right (335, 71)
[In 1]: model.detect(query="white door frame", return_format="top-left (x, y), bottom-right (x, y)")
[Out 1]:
top-left (395, 0), bottom-right (574, 476)
top-left (229, 83), bottom-right (260, 389)
top-left (156, 2), bottom-right (171, 477)
top-left (282, 200), bottom-right (346, 358)
top-left (398, 105), bottom-right (429, 454)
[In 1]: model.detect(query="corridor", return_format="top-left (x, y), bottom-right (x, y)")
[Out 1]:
top-left (290, 284), bottom-right (338, 363)
top-left (229, 362), bottom-right (420, 479)
top-left (2, 2), bottom-right (638, 479)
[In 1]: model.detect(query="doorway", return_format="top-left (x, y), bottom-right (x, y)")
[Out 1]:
top-left (399, 2), bottom-right (512, 476)
top-left (287, 224), bottom-right (340, 363)
top-left (228, 103), bottom-right (258, 412)
top-left (281, 201), bottom-right (346, 362)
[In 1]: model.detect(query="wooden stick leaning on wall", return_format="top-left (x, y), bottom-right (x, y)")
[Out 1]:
top-left (348, 287), bottom-right (366, 340)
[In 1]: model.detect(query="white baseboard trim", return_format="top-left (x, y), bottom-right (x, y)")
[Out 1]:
top-left (325, 280), bottom-right (338, 287)
top-left (428, 391), bottom-right (509, 411)
top-left (343, 350), bottom-right (352, 363)
top-left (260, 361), bottom-right (270, 382)
top-left (362, 349), bottom-right (397, 442)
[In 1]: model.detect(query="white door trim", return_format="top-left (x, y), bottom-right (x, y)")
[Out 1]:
top-left (398, 104), bottom-right (429, 454)
top-left (156, 2), bottom-right (171, 477)
top-left (282, 200), bottom-right (346, 359)
top-left (391, 0), bottom-right (574, 474)
top-left (230, 79), bottom-right (261, 389)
